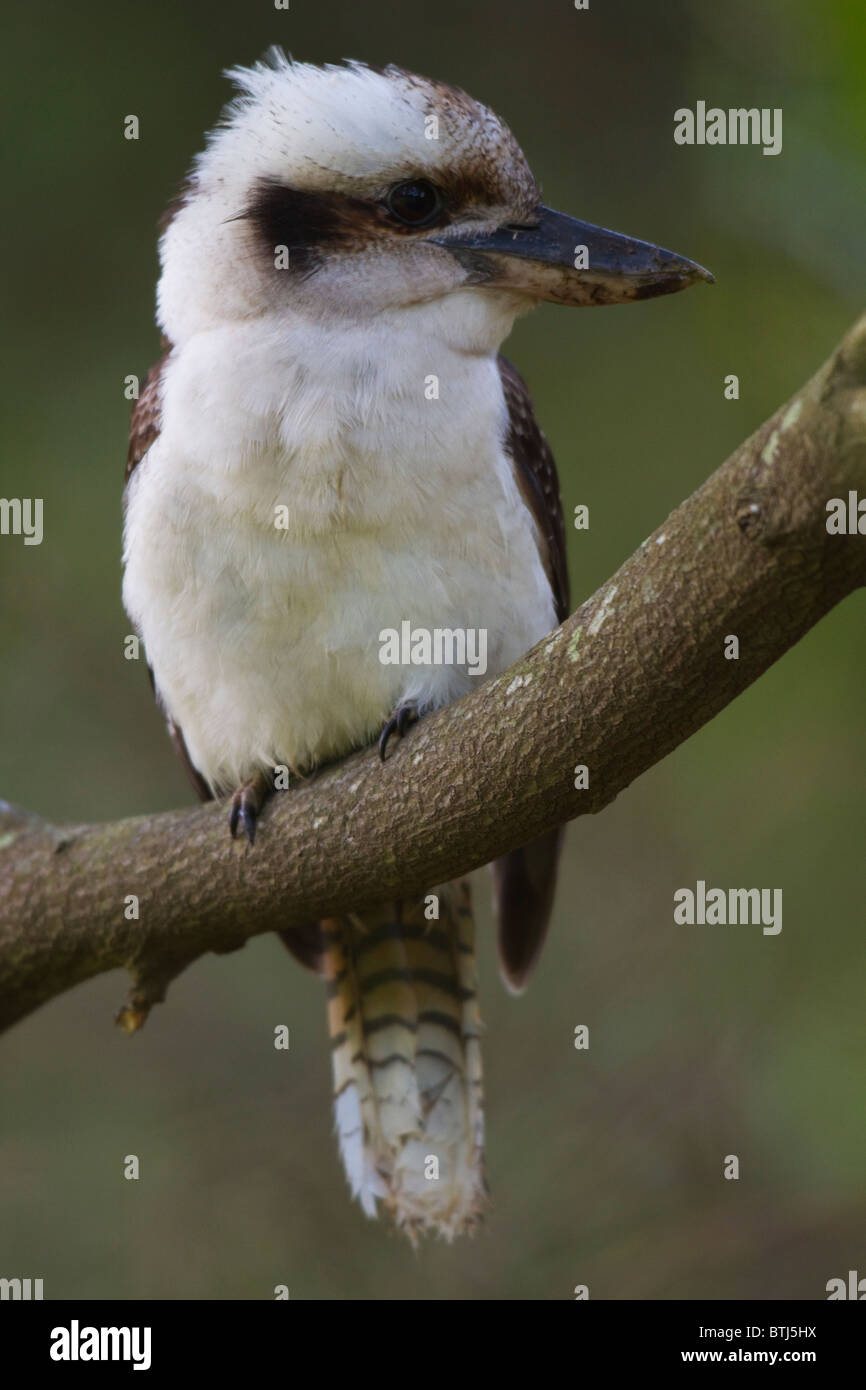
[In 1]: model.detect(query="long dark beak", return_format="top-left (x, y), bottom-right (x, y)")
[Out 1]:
top-left (427, 204), bottom-right (713, 305)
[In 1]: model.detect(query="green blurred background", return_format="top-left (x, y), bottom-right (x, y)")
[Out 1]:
top-left (1, 0), bottom-right (864, 1300)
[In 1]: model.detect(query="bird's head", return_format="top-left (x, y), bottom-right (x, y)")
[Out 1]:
top-left (157, 51), bottom-right (711, 345)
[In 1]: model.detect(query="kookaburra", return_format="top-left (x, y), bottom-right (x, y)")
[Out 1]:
top-left (122, 50), bottom-right (710, 1241)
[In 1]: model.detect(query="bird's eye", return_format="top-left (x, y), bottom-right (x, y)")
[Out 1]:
top-left (385, 179), bottom-right (442, 227)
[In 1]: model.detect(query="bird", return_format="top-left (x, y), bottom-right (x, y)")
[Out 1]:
top-left (122, 50), bottom-right (711, 1242)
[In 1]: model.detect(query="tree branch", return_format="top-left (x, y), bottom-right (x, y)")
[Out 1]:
top-left (2, 315), bottom-right (865, 1035)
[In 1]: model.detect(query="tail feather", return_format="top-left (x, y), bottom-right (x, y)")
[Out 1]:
top-left (323, 880), bottom-right (487, 1242)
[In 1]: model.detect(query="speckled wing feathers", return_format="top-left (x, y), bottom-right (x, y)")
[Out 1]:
top-left (494, 356), bottom-right (570, 992)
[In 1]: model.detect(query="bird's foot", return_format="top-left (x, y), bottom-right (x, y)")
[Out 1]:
top-left (229, 770), bottom-right (272, 845)
top-left (379, 700), bottom-right (419, 760)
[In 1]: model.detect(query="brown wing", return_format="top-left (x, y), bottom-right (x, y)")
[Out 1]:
top-left (498, 355), bottom-right (569, 623)
top-left (492, 356), bottom-right (570, 993)
top-left (126, 353), bottom-right (169, 485)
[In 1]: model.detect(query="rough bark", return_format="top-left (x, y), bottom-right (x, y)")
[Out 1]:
top-left (1, 315), bottom-right (865, 1034)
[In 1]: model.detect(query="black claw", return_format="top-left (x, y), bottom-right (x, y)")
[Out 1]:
top-left (379, 717), bottom-right (398, 761)
top-left (228, 777), bottom-right (266, 844)
top-left (379, 702), bottom-right (418, 760)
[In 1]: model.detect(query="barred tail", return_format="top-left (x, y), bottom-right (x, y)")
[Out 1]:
top-left (323, 879), bottom-right (486, 1242)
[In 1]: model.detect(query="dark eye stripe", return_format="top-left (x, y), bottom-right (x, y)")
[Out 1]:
top-left (242, 175), bottom-right (453, 276)
top-left (242, 179), bottom-right (364, 275)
